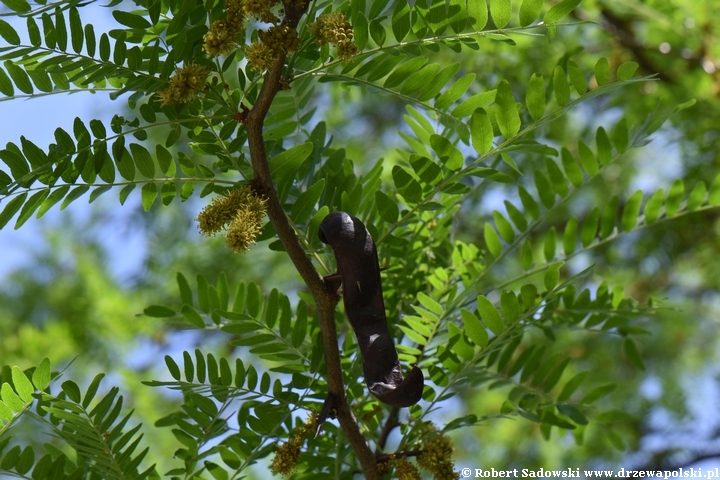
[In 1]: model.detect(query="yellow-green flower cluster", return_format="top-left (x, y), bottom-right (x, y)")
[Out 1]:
top-left (246, 25), bottom-right (300, 71)
top-left (270, 412), bottom-right (317, 477)
top-left (158, 63), bottom-right (211, 106)
top-left (244, 0), bottom-right (281, 23)
top-left (203, 0), bottom-right (246, 56)
top-left (196, 186), bottom-right (267, 253)
top-left (393, 456), bottom-right (422, 480)
top-left (417, 431), bottom-right (459, 480)
top-left (310, 11), bottom-right (359, 62)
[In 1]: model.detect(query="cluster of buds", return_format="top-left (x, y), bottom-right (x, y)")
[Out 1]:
top-left (158, 63), bottom-right (210, 106)
top-left (196, 186), bottom-right (267, 253)
top-left (310, 11), bottom-right (359, 62)
top-left (392, 456), bottom-right (423, 480)
top-left (246, 25), bottom-right (300, 71)
top-left (416, 429), bottom-right (460, 480)
top-left (203, 0), bottom-right (246, 56)
top-left (270, 412), bottom-right (317, 477)
top-left (244, 0), bottom-right (281, 24)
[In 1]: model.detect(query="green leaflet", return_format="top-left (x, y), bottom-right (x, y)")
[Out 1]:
top-left (141, 182), bottom-right (157, 211)
top-left (430, 134), bottom-right (463, 170)
top-left (435, 73), bottom-right (476, 109)
top-left (269, 143), bottom-right (313, 182)
top-left (686, 181), bottom-right (706, 211)
top-left (411, 155), bottom-right (443, 185)
top-left (448, 0), bottom-right (467, 33)
top-left (490, 0), bottom-right (511, 28)
top-left (494, 80), bottom-right (521, 138)
top-left (4, 61), bottom-right (32, 94)
top-left (518, 185), bottom-right (540, 220)
top-left (461, 309), bottom-right (488, 347)
top-left (580, 207), bottom-right (599, 247)
top-left (477, 295), bottom-right (505, 335)
top-left (504, 200), bottom-right (527, 231)
top-left (129, 143), bottom-right (155, 178)
top-left (664, 179), bottom-right (684, 218)
top-left (400, 63), bottom-right (441, 95)
top-left (467, 0), bottom-right (488, 30)
top-left (0, 20), bottom-right (20, 45)
top-left (375, 190), bottom-right (398, 223)
top-left (419, 63), bottom-right (461, 101)
top-left (427, 0), bottom-right (449, 34)
top-left (594, 57), bottom-right (610, 86)
top-left (452, 89), bottom-right (496, 117)
top-left (600, 196), bottom-right (618, 239)
top-left (484, 223), bottom-right (502, 256)
top-left (567, 60), bottom-right (587, 95)
top-left (544, 226), bottom-right (556, 262)
top-left (15, 190), bottom-right (48, 229)
top-left (643, 189), bottom-right (664, 224)
top-left (545, 158), bottom-right (568, 198)
top-left (553, 66), bottom-right (570, 106)
top-left (710, 174), bottom-right (720, 205)
top-left (526, 73), bottom-right (545, 121)
top-left (577, 140), bottom-right (598, 176)
top-left (291, 179), bottom-right (325, 223)
top-left (561, 148), bottom-right (583, 187)
top-left (493, 210), bottom-right (515, 242)
top-left (470, 108), bottom-right (494, 154)
top-left (392, 165), bottom-right (422, 203)
top-left (534, 169), bottom-right (554, 208)
top-left (544, 0), bottom-right (581, 24)
top-left (617, 61), bottom-right (639, 81)
top-left (519, 0), bottom-right (543, 27)
top-left (563, 217), bottom-right (577, 255)
top-left (612, 119), bottom-right (628, 154)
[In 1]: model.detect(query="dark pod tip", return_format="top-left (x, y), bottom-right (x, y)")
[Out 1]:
top-left (318, 211), bottom-right (361, 247)
top-left (374, 366), bottom-right (424, 408)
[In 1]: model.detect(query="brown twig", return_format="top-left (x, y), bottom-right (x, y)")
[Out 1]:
top-left (375, 449), bottom-right (423, 464)
top-left (376, 406), bottom-right (400, 452)
top-left (241, 5), bottom-right (380, 478)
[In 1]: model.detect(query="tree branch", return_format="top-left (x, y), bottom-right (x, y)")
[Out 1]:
top-left (376, 406), bottom-right (400, 452)
top-left (241, 7), bottom-right (380, 477)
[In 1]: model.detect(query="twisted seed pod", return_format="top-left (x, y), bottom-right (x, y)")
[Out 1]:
top-left (319, 211), bottom-right (424, 408)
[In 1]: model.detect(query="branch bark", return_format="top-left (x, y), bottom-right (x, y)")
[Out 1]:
top-left (242, 13), bottom-right (380, 478)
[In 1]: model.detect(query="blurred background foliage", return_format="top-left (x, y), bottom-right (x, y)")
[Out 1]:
top-left (1, 0), bottom-right (719, 476)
